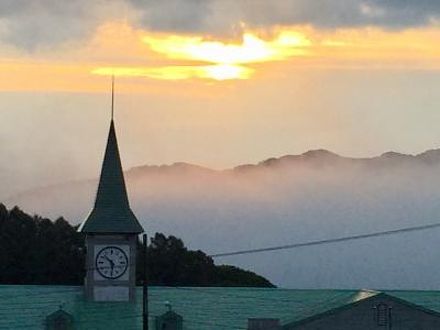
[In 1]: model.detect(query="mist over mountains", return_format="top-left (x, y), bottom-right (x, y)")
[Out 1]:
top-left (6, 149), bottom-right (440, 290)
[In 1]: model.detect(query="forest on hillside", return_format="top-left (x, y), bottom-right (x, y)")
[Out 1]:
top-left (0, 204), bottom-right (274, 287)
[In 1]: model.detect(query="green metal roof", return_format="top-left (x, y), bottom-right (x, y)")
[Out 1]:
top-left (282, 291), bottom-right (440, 329)
top-left (79, 120), bottom-right (143, 234)
top-left (2, 286), bottom-right (440, 330)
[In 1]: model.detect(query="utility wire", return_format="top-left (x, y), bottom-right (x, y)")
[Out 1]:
top-left (6, 221), bottom-right (440, 275)
top-left (5, 221), bottom-right (440, 280)
top-left (209, 221), bottom-right (440, 258)
top-left (4, 222), bottom-right (440, 305)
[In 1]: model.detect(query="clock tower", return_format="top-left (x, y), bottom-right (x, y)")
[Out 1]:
top-left (78, 117), bottom-right (144, 302)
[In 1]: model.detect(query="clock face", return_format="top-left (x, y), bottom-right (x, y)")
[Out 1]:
top-left (95, 246), bottom-right (129, 279)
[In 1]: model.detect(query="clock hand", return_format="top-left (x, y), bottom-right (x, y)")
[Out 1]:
top-left (103, 255), bottom-right (116, 276)
top-left (103, 255), bottom-right (115, 271)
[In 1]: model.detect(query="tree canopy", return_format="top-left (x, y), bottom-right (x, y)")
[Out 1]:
top-left (0, 204), bottom-right (274, 287)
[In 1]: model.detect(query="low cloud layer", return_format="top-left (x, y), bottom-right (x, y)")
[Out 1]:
top-left (8, 150), bottom-right (440, 289)
top-left (0, 0), bottom-right (439, 49)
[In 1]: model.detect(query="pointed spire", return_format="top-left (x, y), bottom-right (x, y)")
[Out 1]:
top-left (93, 120), bottom-right (129, 210)
top-left (79, 82), bottom-right (143, 234)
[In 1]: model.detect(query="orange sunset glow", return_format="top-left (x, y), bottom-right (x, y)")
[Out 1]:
top-left (93, 29), bottom-right (311, 80)
top-left (90, 25), bottom-right (440, 81)
top-left (0, 21), bottom-right (438, 90)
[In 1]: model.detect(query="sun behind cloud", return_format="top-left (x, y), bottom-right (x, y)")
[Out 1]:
top-left (1, 21), bottom-right (440, 91)
top-left (142, 31), bottom-right (311, 64)
top-left (92, 29), bottom-right (312, 81)
top-left (92, 64), bottom-right (254, 81)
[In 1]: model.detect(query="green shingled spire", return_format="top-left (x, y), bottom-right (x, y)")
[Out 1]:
top-left (79, 120), bottom-right (144, 234)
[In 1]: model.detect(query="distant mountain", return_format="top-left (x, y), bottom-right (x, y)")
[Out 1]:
top-left (235, 149), bottom-right (440, 170)
top-left (5, 148), bottom-right (440, 290)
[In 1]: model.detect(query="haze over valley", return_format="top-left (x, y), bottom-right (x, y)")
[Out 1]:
top-left (6, 148), bottom-right (440, 290)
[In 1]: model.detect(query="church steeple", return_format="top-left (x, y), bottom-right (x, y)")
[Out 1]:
top-left (80, 80), bottom-right (143, 302)
top-left (79, 78), bottom-right (143, 234)
top-left (79, 120), bottom-right (143, 234)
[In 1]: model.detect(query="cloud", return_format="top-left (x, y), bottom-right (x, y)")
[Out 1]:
top-left (130, 0), bottom-right (212, 33)
top-left (0, 0), bottom-right (439, 49)
top-left (131, 0), bottom-right (440, 32)
top-left (0, 0), bottom-right (130, 50)
top-left (9, 151), bottom-right (440, 289)
top-left (362, 0), bottom-right (440, 27)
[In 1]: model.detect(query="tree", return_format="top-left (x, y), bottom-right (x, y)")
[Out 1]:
top-left (138, 233), bottom-right (275, 287)
top-left (0, 204), bottom-right (274, 287)
top-left (0, 205), bottom-right (85, 284)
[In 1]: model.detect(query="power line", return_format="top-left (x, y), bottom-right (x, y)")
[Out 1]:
top-left (209, 221), bottom-right (440, 258)
top-left (6, 221), bottom-right (440, 278)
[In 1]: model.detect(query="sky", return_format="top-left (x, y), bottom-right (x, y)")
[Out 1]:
top-left (1, 0), bottom-right (440, 195)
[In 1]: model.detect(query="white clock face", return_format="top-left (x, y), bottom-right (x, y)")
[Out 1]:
top-left (95, 246), bottom-right (129, 279)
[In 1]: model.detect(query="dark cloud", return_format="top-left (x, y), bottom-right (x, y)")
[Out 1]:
top-left (129, 0), bottom-right (440, 32)
top-left (0, 0), bottom-right (125, 50)
top-left (364, 0), bottom-right (440, 27)
top-left (130, 0), bottom-right (212, 33)
top-left (234, 0), bottom-right (369, 29)
top-left (127, 0), bottom-right (368, 34)
top-left (0, 0), bottom-right (439, 49)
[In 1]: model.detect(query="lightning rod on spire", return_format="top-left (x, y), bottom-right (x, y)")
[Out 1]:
top-left (111, 75), bottom-right (115, 121)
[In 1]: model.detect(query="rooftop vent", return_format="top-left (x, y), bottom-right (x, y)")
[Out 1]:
top-left (155, 302), bottom-right (183, 330)
top-left (45, 307), bottom-right (74, 330)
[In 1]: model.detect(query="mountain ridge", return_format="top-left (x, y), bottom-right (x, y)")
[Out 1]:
top-left (6, 148), bottom-right (440, 203)
top-left (126, 148), bottom-right (440, 173)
